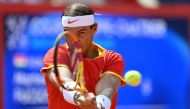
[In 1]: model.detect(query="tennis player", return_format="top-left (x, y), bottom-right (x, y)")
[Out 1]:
top-left (40, 3), bottom-right (126, 109)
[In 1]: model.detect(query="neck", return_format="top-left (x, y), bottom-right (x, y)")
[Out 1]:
top-left (83, 43), bottom-right (98, 59)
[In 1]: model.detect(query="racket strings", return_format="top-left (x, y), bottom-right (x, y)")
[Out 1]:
top-left (71, 50), bottom-right (87, 93)
top-left (70, 41), bottom-right (88, 94)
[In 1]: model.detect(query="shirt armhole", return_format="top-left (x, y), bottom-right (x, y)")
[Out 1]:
top-left (40, 64), bottom-right (69, 74)
top-left (100, 71), bottom-right (127, 86)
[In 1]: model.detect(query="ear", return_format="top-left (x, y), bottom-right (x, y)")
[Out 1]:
top-left (91, 23), bottom-right (98, 35)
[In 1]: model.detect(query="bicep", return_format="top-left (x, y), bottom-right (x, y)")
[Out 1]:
top-left (95, 72), bottom-right (121, 100)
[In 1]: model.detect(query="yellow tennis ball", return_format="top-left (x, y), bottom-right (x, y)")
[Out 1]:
top-left (125, 70), bottom-right (142, 87)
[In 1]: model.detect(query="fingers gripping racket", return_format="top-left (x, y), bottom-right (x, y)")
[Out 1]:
top-left (53, 31), bottom-right (88, 95)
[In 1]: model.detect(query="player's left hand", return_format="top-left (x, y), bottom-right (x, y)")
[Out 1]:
top-left (76, 92), bottom-right (99, 109)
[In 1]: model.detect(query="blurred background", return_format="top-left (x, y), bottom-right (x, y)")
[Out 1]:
top-left (0, 0), bottom-right (190, 109)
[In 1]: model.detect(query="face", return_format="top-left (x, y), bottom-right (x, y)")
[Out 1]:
top-left (63, 23), bottom-right (97, 53)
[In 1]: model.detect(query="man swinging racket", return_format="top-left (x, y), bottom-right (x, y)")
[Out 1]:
top-left (40, 3), bottom-right (126, 109)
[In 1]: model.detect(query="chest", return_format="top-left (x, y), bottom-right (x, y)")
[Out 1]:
top-left (79, 58), bottom-right (105, 92)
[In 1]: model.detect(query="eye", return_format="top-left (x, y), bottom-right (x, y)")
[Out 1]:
top-left (79, 31), bottom-right (85, 35)
top-left (64, 29), bottom-right (68, 31)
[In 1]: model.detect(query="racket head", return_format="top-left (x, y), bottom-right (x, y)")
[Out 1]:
top-left (53, 31), bottom-right (88, 94)
top-left (53, 31), bottom-right (69, 77)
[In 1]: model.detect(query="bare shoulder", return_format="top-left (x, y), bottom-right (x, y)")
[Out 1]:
top-left (101, 72), bottom-right (121, 82)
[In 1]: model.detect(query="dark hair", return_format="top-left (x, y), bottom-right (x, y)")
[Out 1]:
top-left (62, 3), bottom-right (94, 17)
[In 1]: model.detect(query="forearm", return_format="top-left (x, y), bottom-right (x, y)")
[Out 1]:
top-left (48, 66), bottom-right (74, 88)
top-left (47, 66), bottom-right (82, 105)
top-left (95, 73), bottom-right (121, 109)
top-left (95, 73), bottom-right (121, 100)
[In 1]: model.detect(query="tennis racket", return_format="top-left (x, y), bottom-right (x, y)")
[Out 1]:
top-left (53, 31), bottom-right (88, 95)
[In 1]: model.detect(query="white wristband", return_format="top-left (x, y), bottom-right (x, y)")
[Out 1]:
top-left (61, 81), bottom-right (80, 105)
top-left (96, 95), bottom-right (111, 109)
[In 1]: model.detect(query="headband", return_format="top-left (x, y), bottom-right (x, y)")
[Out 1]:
top-left (62, 14), bottom-right (94, 27)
